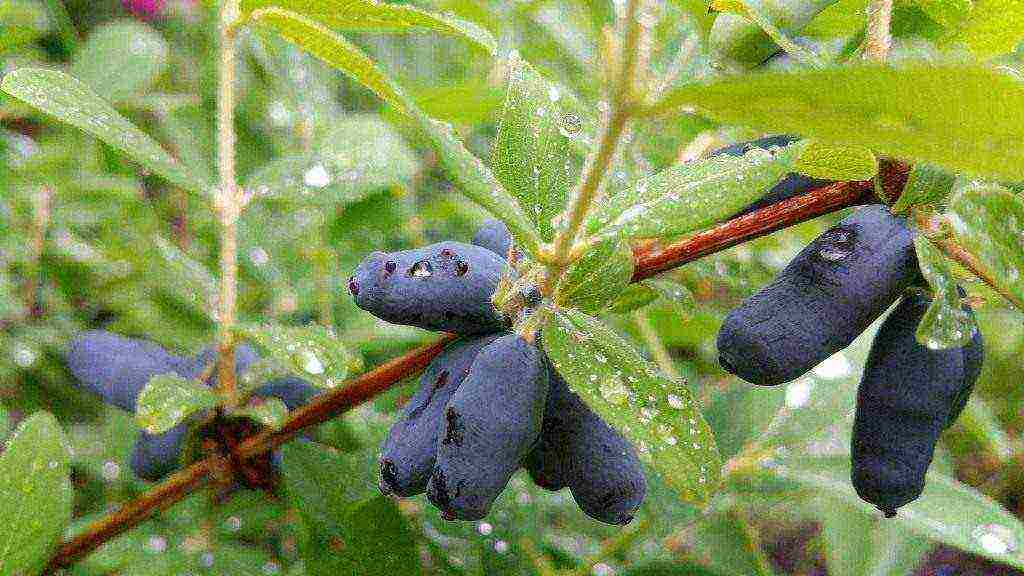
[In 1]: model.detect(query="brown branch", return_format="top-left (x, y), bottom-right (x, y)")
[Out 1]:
top-left (43, 162), bottom-right (909, 573)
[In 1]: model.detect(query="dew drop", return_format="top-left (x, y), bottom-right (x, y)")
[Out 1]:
top-left (410, 260), bottom-right (433, 278)
top-left (972, 524), bottom-right (1017, 555)
top-left (817, 227), bottom-right (857, 262)
top-left (666, 394), bottom-right (685, 409)
top-left (785, 379), bottom-right (813, 408)
top-left (300, 350), bottom-right (325, 375)
top-left (599, 378), bottom-right (629, 405)
top-left (476, 522), bottom-right (493, 535)
top-left (303, 164), bottom-right (331, 188)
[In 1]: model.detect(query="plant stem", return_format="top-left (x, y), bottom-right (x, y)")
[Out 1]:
top-left (28, 185), bottom-right (51, 318)
top-left (216, 0), bottom-right (241, 408)
top-left (864, 0), bottom-right (893, 63)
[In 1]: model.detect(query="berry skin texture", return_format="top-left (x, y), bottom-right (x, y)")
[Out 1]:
top-left (349, 241), bottom-right (508, 335)
top-left (524, 369), bottom-right (646, 525)
top-left (713, 136), bottom-right (831, 217)
top-left (851, 291), bottom-right (984, 517)
top-left (427, 335), bottom-right (548, 520)
top-left (717, 205), bottom-right (919, 386)
top-left (379, 334), bottom-right (501, 497)
top-left (472, 219), bottom-right (512, 259)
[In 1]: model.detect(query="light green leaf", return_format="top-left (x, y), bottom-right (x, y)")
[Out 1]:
top-left (707, 0), bottom-right (838, 71)
top-left (585, 141), bottom-right (799, 240)
top-left (890, 163), bottom-right (957, 214)
top-left (645, 279), bottom-right (696, 318)
top-left (136, 374), bottom-right (219, 434)
top-left (245, 115), bottom-right (417, 205)
top-left (0, 68), bottom-right (212, 194)
top-left (557, 238), bottom-right (635, 314)
top-left (651, 65), bottom-right (1024, 181)
top-left (0, 412), bottom-right (73, 576)
top-left (236, 323), bottom-right (362, 389)
top-left (817, 498), bottom-right (931, 576)
top-left (795, 140), bottom-right (878, 181)
top-left (0, 0), bottom-right (51, 54)
top-left (237, 397), bottom-right (289, 430)
top-left (542, 307), bottom-right (721, 504)
top-left (948, 185), bottom-right (1024, 309)
top-left (492, 51), bottom-right (579, 241)
top-left (914, 236), bottom-right (976, 349)
top-left (239, 0), bottom-right (495, 54)
top-left (943, 0), bottom-right (1024, 58)
top-left (70, 20), bottom-right (169, 103)
top-left (911, 0), bottom-right (973, 27)
top-left (773, 454), bottom-right (1024, 569)
top-left (608, 284), bottom-right (659, 314)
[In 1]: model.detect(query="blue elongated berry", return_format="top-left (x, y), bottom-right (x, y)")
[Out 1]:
top-left (713, 136), bottom-right (830, 217)
top-left (472, 219), bottom-right (512, 259)
top-left (379, 334), bottom-right (501, 497)
top-left (851, 291), bottom-right (984, 517)
top-left (427, 335), bottom-right (547, 520)
top-left (717, 205), bottom-right (919, 386)
top-left (349, 241), bottom-right (507, 335)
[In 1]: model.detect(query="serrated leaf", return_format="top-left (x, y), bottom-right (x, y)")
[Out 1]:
top-left (585, 142), bottom-right (799, 240)
top-left (795, 140), bottom-right (878, 181)
top-left (542, 307), bottom-right (721, 504)
top-left (70, 20), bottom-right (169, 103)
top-left (245, 115), bottom-right (417, 205)
top-left (948, 185), bottom-right (1024, 309)
top-left (651, 65), bottom-right (1024, 181)
top-left (0, 68), bottom-right (211, 194)
top-left (236, 324), bottom-right (362, 389)
top-left (914, 235), bottom-right (976, 348)
top-left (239, 0), bottom-right (495, 54)
top-left (493, 52), bottom-right (579, 241)
top-left (608, 284), bottom-right (659, 314)
top-left (943, 0), bottom-right (1024, 58)
top-left (0, 412), bottom-right (73, 576)
top-left (136, 374), bottom-right (219, 434)
top-left (237, 397), bottom-right (289, 430)
top-left (557, 237), bottom-right (634, 314)
top-left (891, 163), bottom-right (957, 214)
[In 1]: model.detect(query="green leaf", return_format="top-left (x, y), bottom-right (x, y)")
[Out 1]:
top-left (0, 412), bottom-right (73, 576)
top-left (773, 454), bottom-right (1024, 569)
top-left (245, 115), bottom-right (418, 205)
top-left (136, 374), bottom-right (219, 434)
top-left (795, 140), bottom-right (878, 181)
top-left (890, 163), bottom-right (957, 214)
top-left (943, 0), bottom-right (1024, 58)
top-left (492, 51), bottom-right (579, 241)
top-left (557, 237), bottom-right (635, 314)
top-left (0, 68), bottom-right (212, 194)
top-left (236, 323), bottom-right (362, 389)
top-left (585, 142), bottom-right (799, 240)
top-left (0, 0), bottom-right (50, 54)
top-left (70, 20), bottom-right (169, 103)
top-left (608, 284), bottom-right (659, 314)
top-left (542, 307), bottom-right (721, 504)
top-left (239, 0), bottom-right (495, 54)
top-left (645, 279), bottom-right (697, 318)
top-left (237, 397), bottom-right (289, 430)
top-left (948, 185), bottom-right (1024, 309)
top-left (914, 235), bottom-right (976, 349)
top-left (707, 0), bottom-right (838, 70)
top-left (651, 65), bottom-right (1024, 181)
top-left (622, 560), bottom-right (725, 575)
top-left (817, 498), bottom-right (931, 576)
top-left (911, 0), bottom-right (973, 27)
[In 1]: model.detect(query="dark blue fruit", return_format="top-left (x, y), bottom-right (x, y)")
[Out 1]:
top-left (851, 291), bottom-right (984, 517)
top-left (348, 241), bottom-right (508, 335)
top-left (713, 136), bottom-right (831, 217)
top-left (717, 205), bottom-right (919, 386)
top-left (427, 335), bottom-right (547, 520)
top-left (379, 334), bottom-right (501, 497)
top-left (472, 219), bottom-right (512, 259)
top-left (525, 369), bottom-right (646, 525)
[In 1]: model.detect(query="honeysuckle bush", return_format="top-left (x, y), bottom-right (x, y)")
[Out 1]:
top-left (0, 0), bottom-right (1022, 575)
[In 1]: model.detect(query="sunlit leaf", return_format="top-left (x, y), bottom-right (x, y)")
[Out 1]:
top-left (0, 0), bottom-right (50, 54)
top-left (237, 397), bottom-right (289, 430)
top-left (542, 307), bottom-right (721, 504)
top-left (914, 236), bottom-right (976, 349)
top-left (795, 140), bottom-right (878, 181)
top-left (890, 163), bottom-right (956, 214)
top-left (70, 20), bottom-right (169, 102)
top-left (136, 374), bottom-right (219, 434)
top-left (236, 323), bottom-right (362, 389)
top-left (943, 0), bottom-right (1024, 58)
top-left (707, 0), bottom-right (837, 70)
top-left (910, 0), bottom-right (973, 27)
top-left (557, 237), bottom-right (634, 314)
top-left (948, 185), bottom-right (1024, 309)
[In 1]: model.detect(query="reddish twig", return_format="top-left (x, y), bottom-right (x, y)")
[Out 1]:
top-left (43, 164), bottom-right (909, 573)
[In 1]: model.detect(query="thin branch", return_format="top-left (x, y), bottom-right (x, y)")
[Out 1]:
top-left (28, 185), bottom-right (51, 318)
top-left (632, 310), bottom-right (681, 380)
top-left (864, 0), bottom-right (893, 63)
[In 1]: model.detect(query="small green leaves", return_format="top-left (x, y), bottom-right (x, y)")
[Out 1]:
top-left (0, 68), bottom-right (212, 195)
top-left (557, 237), bottom-right (634, 314)
top-left (237, 398), bottom-right (289, 430)
top-left (70, 20), bottom-right (169, 103)
top-left (914, 236), bottom-right (976, 349)
top-left (651, 65), bottom-right (1024, 181)
top-left (890, 164), bottom-right (956, 214)
top-left (542, 307), bottom-right (721, 504)
top-left (236, 324), bottom-right (362, 389)
top-left (795, 140), bottom-right (878, 181)
top-left (136, 374), bottom-right (219, 435)
top-left (585, 142), bottom-right (799, 240)
top-left (948, 185), bottom-right (1024, 309)
top-left (0, 412), bottom-right (73, 576)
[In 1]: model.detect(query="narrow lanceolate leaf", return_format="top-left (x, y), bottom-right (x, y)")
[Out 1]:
top-left (795, 140), bottom-right (878, 181)
top-left (891, 163), bottom-right (957, 214)
top-left (585, 141), bottom-right (799, 240)
top-left (136, 374), bottom-right (219, 434)
top-left (245, 115), bottom-right (418, 205)
top-left (948, 186), bottom-right (1024, 309)
top-left (238, 398), bottom-right (289, 430)
top-left (557, 237), bottom-right (634, 314)
top-left (650, 65), bottom-right (1024, 181)
top-left (542, 307), bottom-right (721, 504)
top-left (914, 236), bottom-right (976, 349)
top-left (240, 0), bottom-right (495, 55)
top-left (70, 20), bottom-right (169, 103)
top-left (0, 412), bottom-right (73, 576)
top-left (0, 68), bottom-right (211, 194)
top-left (236, 324), bottom-right (362, 389)
top-left (493, 51), bottom-right (580, 241)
